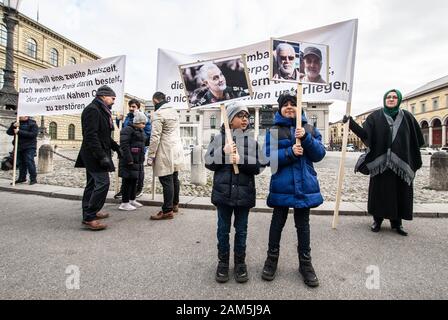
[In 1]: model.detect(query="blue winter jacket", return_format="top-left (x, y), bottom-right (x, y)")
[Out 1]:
top-left (264, 112), bottom-right (326, 209)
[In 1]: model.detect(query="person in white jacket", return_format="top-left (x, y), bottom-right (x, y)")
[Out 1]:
top-left (147, 92), bottom-right (186, 220)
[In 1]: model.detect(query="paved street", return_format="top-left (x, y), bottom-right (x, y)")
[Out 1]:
top-left (0, 192), bottom-right (447, 300)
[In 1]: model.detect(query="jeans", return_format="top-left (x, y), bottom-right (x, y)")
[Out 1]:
top-left (158, 172), bottom-right (180, 213)
top-left (268, 207), bottom-right (311, 256)
top-left (119, 165), bottom-right (144, 194)
top-left (122, 178), bottom-right (137, 203)
top-left (82, 171), bottom-right (110, 222)
top-left (17, 148), bottom-right (37, 181)
top-left (137, 167), bottom-right (144, 192)
top-left (217, 205), bottom-right (250, 255)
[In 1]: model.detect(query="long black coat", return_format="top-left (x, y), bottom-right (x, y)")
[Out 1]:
top-left (6, 119), bottom-right (39, 151)
top-left (205, 128), bottom-right (263, 209)
top-left (75, 99), bottom-right (120, 172)
top-left (118, 126), bottom-right (145, 180)
top-left (349, 109), bottom-right (424, 221)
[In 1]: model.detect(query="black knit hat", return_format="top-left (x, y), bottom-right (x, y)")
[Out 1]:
top-left (96, 85), bottom-right (116, 97)
top-left (277, 93), bottom-right (297, 111)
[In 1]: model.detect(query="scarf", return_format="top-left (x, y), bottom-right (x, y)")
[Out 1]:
top-left (383, 89), bottom-right (402, 118)
top-left (363, 109), bottom-right (425, 185)
top-left (155, 101), bottom-right (167, 111)
top-left (96, 98), bottom-right (114, 130)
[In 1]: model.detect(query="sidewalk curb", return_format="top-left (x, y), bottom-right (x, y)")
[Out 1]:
top-left (1, 183), bottom-right (446, 218)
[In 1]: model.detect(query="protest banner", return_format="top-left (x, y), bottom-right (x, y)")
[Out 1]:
top-left (157, 20), bottom-right (358, 228)
top-left (178, 55), bottom-right (253, 109)
top-left (17, 55), bottom-right (126, 116)
top-left (269, 38), bottom-right (330, 145)
top-left (156, 19), bottom-right (357, 109)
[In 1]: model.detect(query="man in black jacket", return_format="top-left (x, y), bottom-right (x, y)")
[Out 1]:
top-left (6, 116), bottom-right (39, 185)
top-left (75, 85), bottom-right (121, 231)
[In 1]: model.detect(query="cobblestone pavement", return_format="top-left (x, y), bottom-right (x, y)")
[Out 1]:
top-left (0, 150), bottom-right (446, 204)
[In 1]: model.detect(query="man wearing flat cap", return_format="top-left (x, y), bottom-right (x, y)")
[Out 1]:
top-left (75, 85), bottom-right (121, 231)
top-left (303, 47), bottom-right (326, 84)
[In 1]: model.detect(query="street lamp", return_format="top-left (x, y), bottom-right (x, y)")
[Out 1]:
top-left (0, 0), bottom-right (22, 110)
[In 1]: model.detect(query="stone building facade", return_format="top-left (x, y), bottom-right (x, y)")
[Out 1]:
top-left (402, 76), bottom-right (448, 147)
top-left (0, 4), bottom-right (145, 149)
top-left (330, 75), bottom-right (448, 150)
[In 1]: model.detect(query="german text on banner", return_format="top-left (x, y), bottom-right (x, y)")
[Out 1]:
top-left (157, 19), bottom-right (358, 109)
top-left (18, 55), bottom-right (126, 116)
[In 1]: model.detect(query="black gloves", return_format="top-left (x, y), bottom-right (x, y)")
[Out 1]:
top-left (342, 115), bottom-right (352, 124)
top-left (99, 157), bottom-right (113, 170)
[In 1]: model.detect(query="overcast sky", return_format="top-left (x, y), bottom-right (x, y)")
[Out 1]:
top-left (19, 0), bottom-right (448, 122)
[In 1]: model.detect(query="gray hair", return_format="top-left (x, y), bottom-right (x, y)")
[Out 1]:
top-left (276, 43), bottom-right (295, 57)
top-left (198, 63), bottom-right (220, 82)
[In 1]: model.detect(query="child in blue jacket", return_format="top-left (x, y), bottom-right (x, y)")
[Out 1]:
top-left (262, 93), bottom-right (326, 288)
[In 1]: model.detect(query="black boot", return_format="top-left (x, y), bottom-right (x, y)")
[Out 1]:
top-left (299, 253), bottom-right (319, 288)
top-left (215, 252), bottom-right (230, 283)
top-left (234, 253), bottom-right (248, 283)
top-left (262, 249), bottom-right (279, 281)
top-left (391, 220), bottom-right (408, 236)
top-left (371, 217), bottom-right (383, 232)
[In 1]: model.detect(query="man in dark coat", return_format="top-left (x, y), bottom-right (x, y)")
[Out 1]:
top-left (75, 85), bottom-right (121, 231)
top-left (7, 116), bottom-right (39, 185)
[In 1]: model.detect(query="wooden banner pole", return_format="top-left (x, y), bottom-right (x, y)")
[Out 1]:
top-left (12, 114), bottom-right (20, 186)
top-left (296, 83), bottom-right (303, 145)
top-left (220, 104), bottom-right (239, 175)
top-left (332, 102), bottom-right (352, 229)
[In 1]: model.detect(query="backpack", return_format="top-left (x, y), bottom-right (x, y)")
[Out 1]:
top-left (1, 152), bottom-right (14, 171)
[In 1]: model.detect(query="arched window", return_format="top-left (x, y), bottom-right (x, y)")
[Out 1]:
top-left (49, 122), bottom-right (57, 140)
top-left (68, 124), bottom-right (75, 140)
top-left (0, 24), bottom-right (7, 47)
top-left (68, 57), bottom-right (76, 66)
top-left (26, 38), bottom-right (38, 59)
top-left (210, 115), bottom-right (217, 129)
top-left (49, 48), bottom-right (59, 66)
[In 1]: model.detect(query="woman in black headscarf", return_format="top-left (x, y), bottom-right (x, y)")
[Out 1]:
top-left (343, 89), bottom-right (425, 236)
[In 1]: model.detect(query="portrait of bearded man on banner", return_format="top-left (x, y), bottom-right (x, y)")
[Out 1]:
top-left (271, 39), bottom-right (329, 85)
top-left (272, 42), bottom-right (304, 82)
top-left (180, 56), bottom-right (252, 108)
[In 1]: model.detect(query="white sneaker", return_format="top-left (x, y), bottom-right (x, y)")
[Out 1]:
top-left (119, 203), bottom-right (136, 211)
top-left (130, 200), bottom-right (143, 208)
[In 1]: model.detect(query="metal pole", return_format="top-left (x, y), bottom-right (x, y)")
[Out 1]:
top-left (0, 8), bottom-right (19, 110)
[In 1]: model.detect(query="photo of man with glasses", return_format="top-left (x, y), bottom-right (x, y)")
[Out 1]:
top-left (272, 42), bottom-right (304, 81)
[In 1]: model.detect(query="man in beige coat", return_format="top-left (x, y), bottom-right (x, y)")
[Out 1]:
top-left (148, 92), bottom-right (185, 220)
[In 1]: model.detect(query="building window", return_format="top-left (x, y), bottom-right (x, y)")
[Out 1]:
top-left (196, 115), bottom-right (200, 122)
top-left (411, 104), bottom-right (416, 114)
top-left (49, 48), bottom-right (59, 67)
top-left (311, 115), bottom-right (318, 128)
top-left (68, 124), bottom-right (75, 140)
top-left (186, 116), bottom-right (190, 123)
top-left (0, 69), bottom-right (4, 88)
top-left (0, 24), bottom-right (7, 47)
top-left (49, 122), bottom-right (57, 140)
top-left (421, 102), bottom-right (426, 113)
top-left (68, 57), bottom-right (76, 65)
top-left (210, 115), bottom-right (217, 129)
top-left (433, 98), bottom-right (439, 110)
top-left (26, 38), bottom-right (38, 59)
